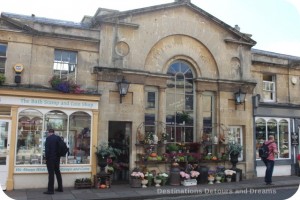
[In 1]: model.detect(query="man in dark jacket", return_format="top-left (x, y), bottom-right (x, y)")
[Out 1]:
top-left (44, 129), bottom-right (63, 194)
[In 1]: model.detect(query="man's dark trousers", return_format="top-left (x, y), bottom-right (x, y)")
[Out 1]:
top-left (46, 157), bottom-right (62, 192)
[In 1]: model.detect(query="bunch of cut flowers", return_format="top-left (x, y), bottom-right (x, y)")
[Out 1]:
top-left (131, 171), bottom-right (144, 179)
top-left (224, 169), bottom-right (236, 178)
top-left (180, 171), bottom-right (190, 179)
top-left (190, 170), bottom-right (200, 178)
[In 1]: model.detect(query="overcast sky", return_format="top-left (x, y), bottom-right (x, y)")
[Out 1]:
top-left (1, 0), bottom-right (300, 57)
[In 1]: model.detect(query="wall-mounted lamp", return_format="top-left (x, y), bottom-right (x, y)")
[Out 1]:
top-left (117, 77), bottom-right (130, 103)
top-left (234, 88), bottom-right (246, 110)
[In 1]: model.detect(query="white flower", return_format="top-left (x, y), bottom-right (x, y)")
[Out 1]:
top-left (224, 169), bottom-right (236, 176)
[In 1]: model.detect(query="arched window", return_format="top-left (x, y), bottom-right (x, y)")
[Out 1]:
top-left (166, 61), bottom-right (194, 142)
top-left (69, 111), bottom-right (91, 164)
top-left (16, 109), bottom-right (43, 165)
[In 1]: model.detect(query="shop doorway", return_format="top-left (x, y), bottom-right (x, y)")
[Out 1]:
top-left (108, 121), bottom-right (131, 184)
top-left (0, 120), bottom-right (11, 190)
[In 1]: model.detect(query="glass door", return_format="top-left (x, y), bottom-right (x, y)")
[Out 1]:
top-left (0, 120), bottom-right (10, 190)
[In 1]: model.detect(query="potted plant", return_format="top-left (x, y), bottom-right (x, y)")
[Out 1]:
top-left (167, 143), bottom-right (179, 153)
top-left (207, 171), bottom-right (215, 184)
top-left (227, 142), bottom-right (242, 169)
top-left (74, 178), bottom-right (93, 189)
top-left (0, 73), bottom-right (5, 85)
top-left (96, 142), bottom-right (121, 173)
top-left (227, 142), bottom-right (243, 156)
top-left (130, 168), bottom-right (144, 188)
top-left (96, 142), bottom-right (122, 159)
top-left (224, 169), bottom-right (236, 182)
top-left (157, 172), bottom-right (169, 186)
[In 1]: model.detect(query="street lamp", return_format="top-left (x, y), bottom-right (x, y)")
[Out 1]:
top-left (234, 88), bottom-right (246, 109)
top-left (117, 77), bottom-right (130, 103)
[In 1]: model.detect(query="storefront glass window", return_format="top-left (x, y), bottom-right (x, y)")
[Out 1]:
top-left (278, 119), bottom-right (289, 158)
top-left (68, 111), bottom-right (91, 164)
top-left (16, 109), bottom-right (92, 165)
top-left (16, 109), bottom-right (43, 165)
top-left (255, 117), bottom-right (290, 160)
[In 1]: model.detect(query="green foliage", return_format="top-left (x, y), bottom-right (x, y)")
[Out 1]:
top-left (0, 73), bottom-right (5, 85)
top-left (227, 142), bottom-right (243, 155)
top-left (75, 178), bottom-right (92, 183)
top-left (167, 143), bottom-right (179, 152)
top-left (96, 142), bottom-right (122, 159)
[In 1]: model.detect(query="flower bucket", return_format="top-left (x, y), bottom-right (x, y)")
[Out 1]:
top-left (131, 178), bottom-right (142, 188)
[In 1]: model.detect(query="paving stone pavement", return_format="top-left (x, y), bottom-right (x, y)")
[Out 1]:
top-left (3, 176), bottom-right (300, 200)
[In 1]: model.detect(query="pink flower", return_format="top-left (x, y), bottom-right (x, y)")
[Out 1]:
top-left (131, 171), bottom-right (144, 179)
top-left (190, 171), bottom-right (200, 178)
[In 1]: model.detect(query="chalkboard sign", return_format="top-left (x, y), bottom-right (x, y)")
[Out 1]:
top-left (291, 132), bottom-right (299, 145)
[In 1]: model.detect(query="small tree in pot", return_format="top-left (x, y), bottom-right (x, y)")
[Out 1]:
top-left (96, 142), bottom-right (121, 173)
top-left (227, 142), bottom-right (242, 169)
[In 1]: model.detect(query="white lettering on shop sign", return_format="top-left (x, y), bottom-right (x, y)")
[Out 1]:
top-left (0, 96), bottom-right (98, 109)
top-left (14, 166), bottom-right (91, 173)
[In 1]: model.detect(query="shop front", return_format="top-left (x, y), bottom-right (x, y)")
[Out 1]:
top-left (254, 97), bottom-right (300, 177)
top-left (0, 89), bottom-right (100, 190)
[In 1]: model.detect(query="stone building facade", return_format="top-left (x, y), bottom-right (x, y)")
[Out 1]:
top-left (0, 0), bottom-right (299, 190)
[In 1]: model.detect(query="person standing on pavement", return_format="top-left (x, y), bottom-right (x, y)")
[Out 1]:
top-left (262, 135), bottom-right (279, 185)
top-left (44, 129), bottom-right (63, 194)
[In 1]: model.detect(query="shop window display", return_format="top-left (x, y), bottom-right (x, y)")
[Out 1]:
top-left (16, 109), bottom-right (43, 165)
top-left (68, 111), bottom-right (91, 164)
top-left (255, 117), bottom-right (290, 160)
top-left (16, 109), bottom-right (91, 165)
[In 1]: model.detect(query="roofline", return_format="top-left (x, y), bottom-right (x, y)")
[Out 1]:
top-left (93, 1), bottom-right (256, 45)
top-left (1, 13), bottom-right (99, 42)
top-left (252, 48), bottom-right (300, 61)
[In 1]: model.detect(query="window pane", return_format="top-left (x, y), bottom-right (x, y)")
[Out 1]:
top-left (61, 51), bottom-right (70, 62)
top-left (69, 111), bottom-right (91, 164)
top-left (69, 52), bottom-right (77, 64)
top-left (54, 50), bottom-right (62, 61)
top-left (278, 120), bottom-right (289, 158)
top-left (185, 127), bottom-right (193, 142)
top-left (0, 44), bottom-right (7, 57)
top-left (45, 110), bottom-right (68, 163)
top-left (53, 50), bottom-right (77, 80)
top-left (166, 93), bottom-right (175, 112)
top-left (185, 95), bottom-right (193, 110)
top-left (175, 94), bottom-right (184, 111)
top-left (145, 114), bottom-right (155, 125)
top-left (255, 118), bottom-right (266, 159)
top-left (147, 92), bottom-right (155, 108)
top-left (267, 119), bottom-right (277, 135)
top-left (16, 109), bottom-right (43, 165)
top-left (166, 61), bottom-right (194, 142)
